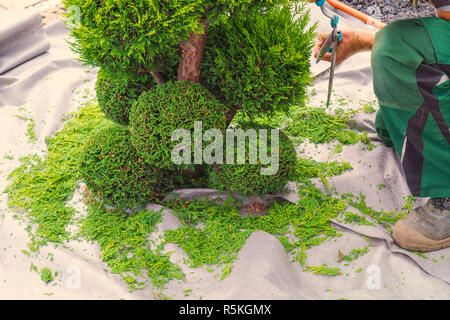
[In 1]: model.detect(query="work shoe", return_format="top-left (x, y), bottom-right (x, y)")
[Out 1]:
top-left (393, 198), bottom-right (450, 252)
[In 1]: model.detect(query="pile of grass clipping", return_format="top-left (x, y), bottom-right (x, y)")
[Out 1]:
top-left (4, 102), bottom-right (412, 296)
top-left (5, 105), bottom-right (109, 243)
top-left (232, 101), bottom-right (375, 149)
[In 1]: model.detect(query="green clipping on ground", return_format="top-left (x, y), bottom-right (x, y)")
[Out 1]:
top-left (5, 104), bottom-right (109, 242)
top-left (342, 193), bottom-right (415, 232)
top-left (285, 106), bottom-right (373, 148)
top-left (40, 267), bottom-right (55, 283)
top-left (79, 202), bottom-right (184, 289)
top-left (164, 180), bottom-right (347, 268)
top-left (232, 99), bottom-right (375, 150)
top-left (305, 264), bottom-right (342, 276)
top-left (3, 98), bottom-right (408, 294)
top-left (338, 245), bottom-right (370, 263)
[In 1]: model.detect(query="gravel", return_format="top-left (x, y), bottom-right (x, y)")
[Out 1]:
top-left (340, 0), bottom-right (436, 24)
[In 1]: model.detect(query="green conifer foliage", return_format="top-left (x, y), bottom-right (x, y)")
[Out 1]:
top-left (208, 123), bottom-right (297, 196)
top-left (129, 81), bottom-right (226, 170)
top-left (63, 0), bottom-right (315, 199)
top-left (79, 123), bottom-right (176, 209)
top-left (203, 4), bottom-right (315, 118)
top-left (95, 69), bottom-right (154, 126)
top-left (62, 0), bottom-right (285, 78)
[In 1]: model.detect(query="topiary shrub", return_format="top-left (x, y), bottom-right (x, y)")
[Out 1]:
top-left (95, 69), bottom-right (154, 126)
top-left (129, 81), bottom-right (226, 170)
top-left (62, 0), bottom-right (186, 77)
top-left (63, 0), bottom-right (314, 123)
top-left (62, 0), bottom-right (279, 82)
top-left (202, 4), bottom-right (315, 120)
top-left (79, 123), bottom-right (176, 209)
top-left (64, 0), bottom-right (314, 198)
top-left (207, 123), bottom-right (297, 196)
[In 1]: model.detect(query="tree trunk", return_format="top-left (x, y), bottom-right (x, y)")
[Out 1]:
top-left (150, 71), bottom-right (165, 86)
top-left (177, 19), bottom-right (208, 83)
top-left (225, 105), bottom-right (240, 127)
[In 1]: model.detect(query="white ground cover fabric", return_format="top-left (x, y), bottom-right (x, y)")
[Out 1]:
top-left (0, 5), bottom-right (449, 300)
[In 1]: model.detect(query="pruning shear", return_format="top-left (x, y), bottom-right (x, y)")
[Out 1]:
top-left (315, 0), bottom-right (342, 107)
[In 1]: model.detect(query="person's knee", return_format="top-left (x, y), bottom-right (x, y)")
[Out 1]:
top-left (371, 21), bottom-right (405, 72)
top-left (371, 18), bottom-right (434, 109)
top-left (372, 19), bottom-right (431, 71)
top-left (374, 20), bottom-right (404, 47)
top-left (375, 108), bottom-right (394, 148)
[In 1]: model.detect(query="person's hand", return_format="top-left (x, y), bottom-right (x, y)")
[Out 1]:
top-left (313, 29), bottom-right (376, 65)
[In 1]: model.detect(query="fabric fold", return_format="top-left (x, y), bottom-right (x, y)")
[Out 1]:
top-left (0, 8), bottom-right (50, 74)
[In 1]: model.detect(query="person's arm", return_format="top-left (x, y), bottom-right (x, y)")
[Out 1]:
top-left (313, 29), bottom-right (377, 65)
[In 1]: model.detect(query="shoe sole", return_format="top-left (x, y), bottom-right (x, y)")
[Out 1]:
top-left (393, 220), bottom-right (450, 252)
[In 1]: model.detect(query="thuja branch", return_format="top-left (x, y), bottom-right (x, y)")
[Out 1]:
top-left (150, 71), bottom-right (166, 86)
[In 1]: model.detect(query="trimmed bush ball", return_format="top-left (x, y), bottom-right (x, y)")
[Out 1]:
top-left (202, 4), bottom-right (314, 117)
top-left (207, 123), bottom-right (297, 196)
top-left (129, 81), bottom-right (226, 170)
top-left (79, 123), bottom-right (175, 209)
top-left (95, 69), bottom-right (154, 126)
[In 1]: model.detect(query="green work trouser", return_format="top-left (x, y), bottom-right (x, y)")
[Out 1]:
top-left (372, 17), bottom-right (450, 198)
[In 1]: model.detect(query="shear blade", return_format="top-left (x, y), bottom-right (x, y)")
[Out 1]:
top-left (326, 48), bottom-right (336, 107)
top-left (316, 35), bottom-right (333, 64)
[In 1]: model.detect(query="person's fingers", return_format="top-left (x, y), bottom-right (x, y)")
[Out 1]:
top-left (313, 33), bottom-right (329, 58)
top-left (317, 32), bottom-right (329, 42)
top-left (313, 45), bottom-right (327, 59)
top-left (313, 45), bottom-right (320, 58)
top-left (319, 52), bottom-right (332, 62)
